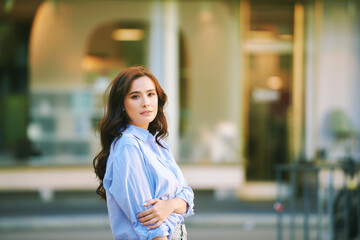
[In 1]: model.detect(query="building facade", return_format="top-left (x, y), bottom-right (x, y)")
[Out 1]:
top-left (0, 0), bottom-right (359, 200)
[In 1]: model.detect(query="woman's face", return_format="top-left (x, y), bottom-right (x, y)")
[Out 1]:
top-left (124, 76), bottom-right (158, 130)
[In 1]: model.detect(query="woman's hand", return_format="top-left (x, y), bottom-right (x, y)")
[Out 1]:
top-left (137, 198), bottom-right (174, 229)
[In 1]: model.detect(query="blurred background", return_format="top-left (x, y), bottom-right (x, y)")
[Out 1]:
top-left (0, 0), bottom-right (359, 239)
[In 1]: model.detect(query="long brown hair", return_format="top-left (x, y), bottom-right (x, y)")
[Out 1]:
top-left (93, 66), bottom-right (168, 200)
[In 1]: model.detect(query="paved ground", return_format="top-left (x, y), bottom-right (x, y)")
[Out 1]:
top-left (0, 226), bottom-right (278, 240)
top-left (0, 190), bottom-right (323, 240)
top-left (0, 226), bottom-right (284, 240)
top-left (0, 217), bottom-right (319, 240)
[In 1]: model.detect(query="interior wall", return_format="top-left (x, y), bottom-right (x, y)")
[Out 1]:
top-left (30, 1), bottom-right (153, 88)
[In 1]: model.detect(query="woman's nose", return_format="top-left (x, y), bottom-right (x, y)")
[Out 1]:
top-left (142, 98), bottom-right (150, 107)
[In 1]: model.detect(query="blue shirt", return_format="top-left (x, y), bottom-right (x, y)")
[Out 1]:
top-left (103, 124), bottom-right (194, 240)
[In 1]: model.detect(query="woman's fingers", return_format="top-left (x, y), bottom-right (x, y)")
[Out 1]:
top-left (137, 198), bottom-right (170, 229)
top-left (147, 220), bottom-right (164, 229)
top-left (137, 208), bottom-right (152, 218)
top-left (138, 203), bottom-right (158, 219)
top-left (138, 213), bottom-right (157, 224)
top-left (138, 208), bottom-right (159, 223)
top-left (143, 198), bottom-right (159, 207)
top-left (137, 198), bottom-right (159, 219)
top-left (141, 217), bottom-right (158, 226)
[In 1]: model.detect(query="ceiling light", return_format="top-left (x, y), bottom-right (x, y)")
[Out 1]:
top-left (111, 29), bottom-right (144, 41)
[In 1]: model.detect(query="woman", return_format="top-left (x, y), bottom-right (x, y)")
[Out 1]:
top-left (93, 66), bottom-right (194, 240)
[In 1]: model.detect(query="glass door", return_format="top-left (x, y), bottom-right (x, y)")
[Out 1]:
top-left (242, 1), bottom-right (302, 180)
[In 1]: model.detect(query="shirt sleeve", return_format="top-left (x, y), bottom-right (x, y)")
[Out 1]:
top-left (108, 143), bottom-right (169, 240)
top-left (175, 181), bottom-right (195, 218)
top-left (162, 140), bottom-right (195, 219)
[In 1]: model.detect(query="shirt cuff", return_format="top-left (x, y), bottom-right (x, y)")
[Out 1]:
top-left (175, 192), bottom-right (194, 218)
top-left (137, 223), bottom-right (169, 240)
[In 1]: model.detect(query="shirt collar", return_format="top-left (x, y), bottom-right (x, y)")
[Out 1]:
top-left (126, 124), bottom-right (153, 142)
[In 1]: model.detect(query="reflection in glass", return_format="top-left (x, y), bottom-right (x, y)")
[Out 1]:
top-left (244, 1), bottom-right (294, 180)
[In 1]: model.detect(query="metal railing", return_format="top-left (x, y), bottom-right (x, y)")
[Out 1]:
top-left (275, 159), bottom-right (360, 240)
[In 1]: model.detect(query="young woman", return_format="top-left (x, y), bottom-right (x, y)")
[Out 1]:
top-left (93, 66), bottom-right (194, 240)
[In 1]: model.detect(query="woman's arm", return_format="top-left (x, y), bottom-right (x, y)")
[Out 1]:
top-left (174, 185), bottom-right (194, 218)
top-left (138, 140), bottom-right (194, 231)
top-left (170, 197), bottom-right (188, 214)
top-left (137, 197), bottom-right (188, 229)
top-left (109, 143), bottom-right (170, 239)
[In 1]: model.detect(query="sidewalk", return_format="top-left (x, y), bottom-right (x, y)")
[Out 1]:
top-left (0, 190), bottom-right (326, 240)
top-left (0, 190), bottom-right (275, 227)
top-left (0, 212), bottom-right (278, 230)
top-left (0, 190), bottom-right (319, 231)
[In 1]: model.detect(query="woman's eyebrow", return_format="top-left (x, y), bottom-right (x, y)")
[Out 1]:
top-left (129, 89), bottom-right (156, 95)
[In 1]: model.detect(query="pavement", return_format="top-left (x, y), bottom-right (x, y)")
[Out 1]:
top-left (0, 190), bottom-right (322, 240)
top-left (0, 190), bottom-right (277, 227)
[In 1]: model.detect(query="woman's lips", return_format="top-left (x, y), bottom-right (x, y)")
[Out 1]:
top-left (141, 110), bottom-right (152, 116)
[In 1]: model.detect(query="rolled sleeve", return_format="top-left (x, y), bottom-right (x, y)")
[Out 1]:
top-left (109, 144), bottom-right (170, 239)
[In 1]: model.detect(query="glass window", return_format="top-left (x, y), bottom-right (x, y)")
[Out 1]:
top-left (28, 1), bottom-right (152, 165)
top-left (0, 4), bottom-right (39, 163)
top-left (25, 0), bottom-right (242, 166)
top-left (178, 1), bottom-right (241, 164)
top-left (243, 1), bottom-right (294, 180)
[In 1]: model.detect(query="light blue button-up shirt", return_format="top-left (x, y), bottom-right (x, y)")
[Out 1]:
top-left (103, 124), bottom-right (194, 240)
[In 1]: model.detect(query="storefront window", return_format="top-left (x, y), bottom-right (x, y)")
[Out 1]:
top-left (177, 1), bottom-right (241, 164)
top-left (0, 1), bottom-right (41, 163)
top-left (1, 0), bottom-right (359, 188)
top-left (243, 1), bottom-right (294, 180)
top-left (28, 1), bottom-right (152, 164)
top-left (24, 0), bottom-right (243, 166)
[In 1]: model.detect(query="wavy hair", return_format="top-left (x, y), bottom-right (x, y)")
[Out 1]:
top-left (93, 66), bottom-right (168, 200)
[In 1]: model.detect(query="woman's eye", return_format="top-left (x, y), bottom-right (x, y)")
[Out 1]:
top-left (148, 92), bottom-right (156, 97)
top-left (131, 95), bottom-right (140, 99)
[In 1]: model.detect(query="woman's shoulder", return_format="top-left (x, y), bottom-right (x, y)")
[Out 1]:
top-left (111, 132), bottom-right (140, 150)
top-left (157, 138), bottom-right (172, 153)
top-left (159, 139), bottom-right (169, 148)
